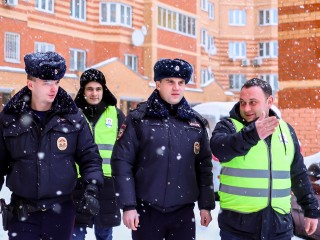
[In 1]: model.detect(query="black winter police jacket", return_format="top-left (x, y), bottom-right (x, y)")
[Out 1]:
top-left (111, 90), bottom-right (215, 212)
top-left (0, 87), bottom-right (103, 207)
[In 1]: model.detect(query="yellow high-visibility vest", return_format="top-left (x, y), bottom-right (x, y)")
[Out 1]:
top-left (219, 118), bottom-right (294, 214)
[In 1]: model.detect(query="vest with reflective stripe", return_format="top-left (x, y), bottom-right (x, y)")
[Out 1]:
top-left (94, 106), bottom-right (118, 177)
top-left (219, 118), bottom-right (294, 214)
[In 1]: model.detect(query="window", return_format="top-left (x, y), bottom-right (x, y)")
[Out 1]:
top-left (70, 49), bottom-right (86, 71)
top-left (229, 74), bottom-right (246, 90)
top-left (5, 32), bottom-right (20, 63)
top-left (158, 7), bottom-right (196, 37)
top-left (5, 0), bottom-right (18, 6)
top-left (228, 42), bottom-right (246, 59)
top-left (201, 29), bottom-right (208, 48)
top-left (35, 0), bottom-right (54, 13)
top-left (200, 0), bottom-right (208, 11)
top-left (259, 9), bottom-right (278, 25)
top-left (100, 2), bottom-right (132, 27)
top-left (229, 10), bottom-right (246, 26)
top-left (201, 31), bottom-right (216, 55)
top-left (70, 0), bottom-right (86, 21)
top-left (260, 74), bottom-right (279, 92)
top-left (208, 2), bottom-right (214, 19)
top-left (201, 68), bottom-right (214, 86)
top-left (125, 54), bottom-right (138, 72)
top-left (259, 41), bottom-right (278, 58)
top-left (35, 42), bottom-right (55, 52)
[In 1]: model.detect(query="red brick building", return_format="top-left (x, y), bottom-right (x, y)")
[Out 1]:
top-left (278, 1), bottom-right (320, 156)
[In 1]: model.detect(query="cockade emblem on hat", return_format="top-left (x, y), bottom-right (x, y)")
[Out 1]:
top-left (174, 66), bottom-right (180, 71)
top-left (57, 137), bottom-right (68, 151)
top-left (54, 69), bottom-right (58, 75)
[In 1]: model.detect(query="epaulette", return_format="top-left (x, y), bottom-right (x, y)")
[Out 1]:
top-left (193, 110), bottom-right (208, 129)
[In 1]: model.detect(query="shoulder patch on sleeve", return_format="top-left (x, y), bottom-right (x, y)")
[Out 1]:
top-left (117, 123), bottom-right (127, 140)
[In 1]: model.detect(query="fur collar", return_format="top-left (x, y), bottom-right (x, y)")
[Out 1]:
top-left (145, 90), bottom-right (196, 120)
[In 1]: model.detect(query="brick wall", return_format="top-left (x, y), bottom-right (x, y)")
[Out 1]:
top-left (278, 1), bottom-right (320, 155)
top-left (281, 108), bottom-right (320, 157)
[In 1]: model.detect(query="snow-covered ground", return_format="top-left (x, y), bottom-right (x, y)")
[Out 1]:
top-left (0, 185), bottom-right (303, 239)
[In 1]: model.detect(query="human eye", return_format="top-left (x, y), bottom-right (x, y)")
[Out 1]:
top-left (250, 101), bottom-right (257, 106)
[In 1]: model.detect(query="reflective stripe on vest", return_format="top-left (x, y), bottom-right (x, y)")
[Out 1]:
top-left (219, 118), bottom-right (294, 214)
top-left (94, 106), bottom-right (118, 177)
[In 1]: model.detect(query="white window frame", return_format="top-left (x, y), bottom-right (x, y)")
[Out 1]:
top-left (35, 0), bottom-right (54, 13)
top-left (35, 42), bottom-right (55, 52)
top-left (208, 2), bottom-right (214, 19)
top-left (70, 49), bottom-right (86, 71)
top-left (70, 0), bottom-right (86, 21)
top-left (229, 10), bottom-right (246, 26)
top-left (6, 0), bottom-right (18, 6)
top-left (260, 74), bottom-right (279, 92)
top-left (201, 29), bottom-right (208, 48)
top-left (208, 36), bottom-right (216, 55)
top-left (200, 0), bottom-right (208, 11)
top-left (100, 2), bottom-right (132, 27)
top-left (124, 54), bottom-right (138, 72)
top-left (228, 42), bottom-right (246, 59)
top-left (259, 9), bottom-right (278, 26)
top-left (229, 74), bottom-right (246, 90)
top-left (158, 6), bottom-right (196, 37)
top-left (259, 41), bottom-right (278, 58)
top-left (201, 68), bottom-right (213, 86)
top-left (5, 32), bottom-right (20, 63)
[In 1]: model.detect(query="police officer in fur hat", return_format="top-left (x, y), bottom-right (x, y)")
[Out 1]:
top-left (111, 58), bottom-right (215, 240)
top-left (72, 68), bottom-right (125, 240)
top-left (0, 52), bottom-right (104, 240)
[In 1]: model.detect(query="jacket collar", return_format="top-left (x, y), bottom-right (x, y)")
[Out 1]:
top-left (145, 90), bottom-right (196, 120)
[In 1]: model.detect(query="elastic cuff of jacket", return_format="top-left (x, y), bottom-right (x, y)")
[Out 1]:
top-left (123, 206), bottom-right (136, 211)
top-left (304, 209), bottom-right (320, 218)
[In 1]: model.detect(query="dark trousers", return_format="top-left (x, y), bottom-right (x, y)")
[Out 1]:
top-left (8, 200), bottom-right (76, 240)
top-left (220, 230), bottom-right (292, 240)
top-left (132, 204), bottom-right (195, 240)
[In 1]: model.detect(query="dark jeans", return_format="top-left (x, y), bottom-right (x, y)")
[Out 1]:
top-left (132, 204), bottom-right (195, 240)
top-left (72, 225), bottom-right (113, 240)
top-left (8, 200), bottom-right (75, 240)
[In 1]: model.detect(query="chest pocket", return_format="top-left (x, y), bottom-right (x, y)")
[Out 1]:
top-left (3, 124), bottom-right (36, 160)
top-left (184, 125), bottom-right (202, 142)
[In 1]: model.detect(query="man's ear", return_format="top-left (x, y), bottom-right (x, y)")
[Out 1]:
top-left (267, 95), bottom-right (274, 106)
top-left (27, 80), bottom-right (33, 91)
top-left (156, 81), bottom-right (160, 90)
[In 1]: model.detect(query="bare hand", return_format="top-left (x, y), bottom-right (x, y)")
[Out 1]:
top-left (123, 209), bottom-right (139, 230)
top-left (200, 209), bottom-right (212, 227)
top-left (305, 217), bottom-right (318, 235)
top-left (255, 111), bottom-right (279, 140)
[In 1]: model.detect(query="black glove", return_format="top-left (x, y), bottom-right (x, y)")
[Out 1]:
top-left (77, 183), bottom-right (100, 216)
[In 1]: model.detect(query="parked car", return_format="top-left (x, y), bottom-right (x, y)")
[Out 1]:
top-left (291, 160), bottom-right (320, 240)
